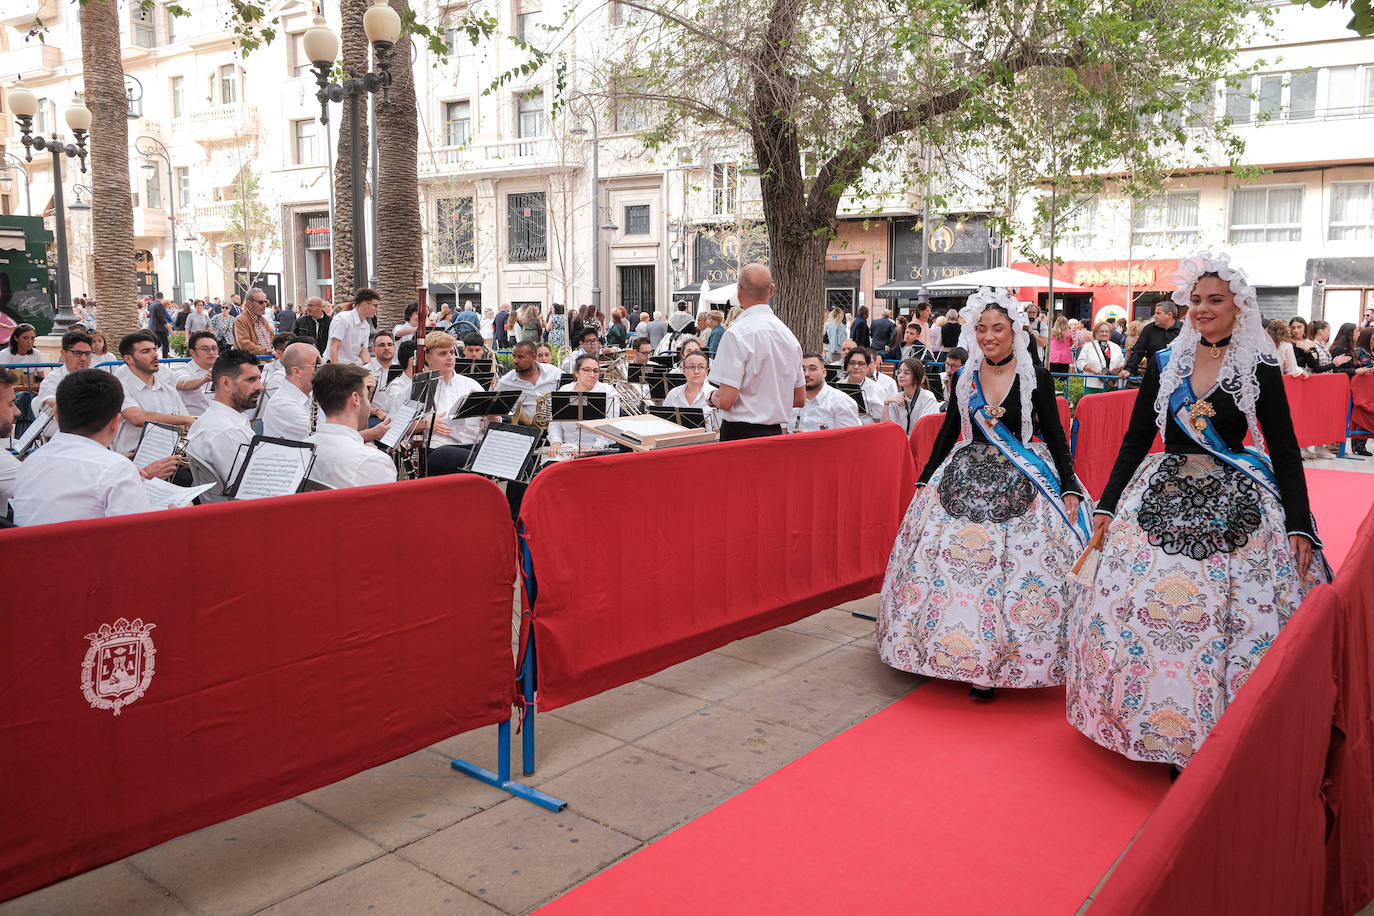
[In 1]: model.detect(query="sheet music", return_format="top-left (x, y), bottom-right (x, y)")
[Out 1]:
top-left (610, 416), bottom-right (685, 438)
top-left (132, 423), bottom-right (181, 469)
top-left (470, 428), bottom-right (536, 479)
top-left (13, 409), bottom-right (52, 456)
top-left (381, 401), bottom-right (421, 450)
top-left (143, 478), bottom-right (213, 510)
top-left (233, 441), bottom-right (312, 500)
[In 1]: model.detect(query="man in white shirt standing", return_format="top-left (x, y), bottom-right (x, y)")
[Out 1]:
top-left (11, 370), bottom-right (151, 526)
top-left (306, 364), bottom-right (397, 489)
top-left (174, 331), bottom-right (219, 417)
top-left (497, 341), bottom-right (561, 425)
top-left (793, 353), bottom-right (862, 433)
top-left (0, 369), bottom-right (21, 509)
top-left (327, 288), bottom-right (379, 365)
top-left (261, 341), bottom-right (319, 440)
top-left (707, 263), bottom-right (804, 441)
top-left (185, 349), bottom-right (263, 486)
top-left (113, 330), bottom-right (196, 456)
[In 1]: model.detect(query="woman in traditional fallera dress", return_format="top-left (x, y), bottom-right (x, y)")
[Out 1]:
top-left (1066, 252), bottom-right (1330, 770)
top-left (877, 289), bottom-right (1092, 700)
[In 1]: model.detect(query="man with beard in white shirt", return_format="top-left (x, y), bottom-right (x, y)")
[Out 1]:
top-left (11, 370), bottom-right (151, 525)
top-left (497, 341), bottom-right (561, 425)
top-left (185, 349), bottom-right (263, 487)
top-left (306, 364), bottom-right (397, 489)
top-left (0, 369), bottom-right (21, 509)
top-left (792, 353), bottom-right (861, 432)
top-left (174, 331), bottom-right (220, 417)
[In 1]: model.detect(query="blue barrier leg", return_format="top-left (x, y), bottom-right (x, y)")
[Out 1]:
top-left (521, 636), bottom-right (537, 776)
top-left (449, 720), bottom-right (566, 812)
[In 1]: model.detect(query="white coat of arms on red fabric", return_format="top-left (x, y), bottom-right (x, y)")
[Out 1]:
top-left (81, 618), bottom-right (157, 715)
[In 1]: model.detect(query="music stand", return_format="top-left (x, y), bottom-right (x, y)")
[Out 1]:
top-left (454, 357), bottom-right (489, 376)
top-left (463, 421), bottom-right (544, 483)
top-left (451, 390), bottom-right (521, 420)
top-left (835, 382), bottom-right (869, 415)
top-left (627, 363), bottom-right (650, 384)
top-left (645, 372), bottom-right (674, 400)
top-left (13, 407), bottom-right (53, 460)
top-left (647, 404), bottom-right (708, 429)
top-left (649, 354), bottom-right (675, 369)
top-left (409, 370), bottom-right (440, 410)
top-left (549, 391), bottom-right (609, 423)
top-left (559, 372), bottom-right (575, 387)
top-left (224, 435), bottom-right (317, 500)
top-left (825, 366), bottom-right (844, 385)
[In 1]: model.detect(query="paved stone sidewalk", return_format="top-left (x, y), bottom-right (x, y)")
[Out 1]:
top-left (1, 596), bottom-right (917, 916)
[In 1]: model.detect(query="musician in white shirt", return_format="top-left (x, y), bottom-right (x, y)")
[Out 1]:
top-left (424, 331), bottom-right (488, 475)
top-left (185, 349), bottom-right (263, 486)
top-left (174, 331), bottom-right (219, 417)
top-left (112, 330), bottom-right (196, 456)
top-left (662, 350), bottom-right (719, 430)
top-left (260, 342), bottom-right (319, 440)
top-left (880, 358), bottom-right (942, 434)
top-left (327, 289), bottom-right (378, 365)
top-left (842, 348), bottom-right (885, 422)
top-left (11, 370), bottom-right (151, 526)
top-left (363, 329), bottom-right (397, 396)
top-left (867, 347), bottom-right (899, 400)
top-left (548, 355), bottom-right (621, 456)
top-left (560, 326), bottom-right (604, 372)
top-left (497, 341), bottom-right (561, 424)
top-left (34, 330), bottom-right (96, 442)
top-left (0, 369), bottom-right (21, 508)
top-left (1074, 321), bottom-right (1125, 392)
top-left (793, 353), bottom-right (861, 433)
top-left (706, 264), bottom-right (804, 440)
top-left (306, 363), bottom-right (397, 489)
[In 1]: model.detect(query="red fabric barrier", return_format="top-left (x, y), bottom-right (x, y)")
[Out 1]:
top-left (1072, 389), bottom-right (1163, 500)
top-left (1090, 585), bottom-right (1341, 916)
top-left (0, 476), bottom-right (517, 902)
top-left (1326, 508), bottom-right (1374, 915)
top-left (520, 424), bottom-right (916, 710)
top-left (908, 411), bottom-right (946, 476)
top-left (1351, 374), bottom-right (1374, 437)
top-left (1284, 373), bottom-right (1351, 448)
top-left (1056, 394), bottom-right (1072, 438)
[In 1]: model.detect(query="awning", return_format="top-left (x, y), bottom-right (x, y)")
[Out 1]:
top-left (875, 281), bottom-right (975, 298)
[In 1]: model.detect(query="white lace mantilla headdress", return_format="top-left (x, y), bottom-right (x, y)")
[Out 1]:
top-left (955, 287), bottom-right (1036, 443)
top-left (1154, 251), bottom-right (1278, 450)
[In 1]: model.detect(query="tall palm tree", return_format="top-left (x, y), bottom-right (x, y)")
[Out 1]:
top-left (331, 0), bottom-right (368, 301)
top-left (374, 0), bottom-right (421, 330)
top-left (79, 0), bottom-right (137, 336)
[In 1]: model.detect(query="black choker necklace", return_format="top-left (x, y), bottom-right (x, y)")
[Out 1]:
top-left (1201, 335), bottom-right (1232, 360)
top-left (984, 352), bottom-right (1015, 367)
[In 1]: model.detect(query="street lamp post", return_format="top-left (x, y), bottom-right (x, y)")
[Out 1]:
top-left (569, 100), bottom-right (618, 319)
top-left (0, 151), bottom-right (32, 216)
top-left (304, 0), bottom-right (403, 298)
top-left (6, 79), bottom-right (91, 334)
top-left (137, 135), bottom-right (180, 304)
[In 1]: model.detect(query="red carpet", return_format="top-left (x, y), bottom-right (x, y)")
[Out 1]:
top-left (541, 682), bottom-right (1167, 915)
top-left (1305, 467), bottom-right (1374, 571)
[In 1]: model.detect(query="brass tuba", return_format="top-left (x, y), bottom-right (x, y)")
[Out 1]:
top-left (601, 355), bottom-right (647, 416)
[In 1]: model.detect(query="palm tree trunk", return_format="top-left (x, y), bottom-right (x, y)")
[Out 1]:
top-left (79, 0), bottom-right (138, 337)
top-left (331, 0), bottom-right (369, 300)
top-left (374, 0), bottom-right (421, 330)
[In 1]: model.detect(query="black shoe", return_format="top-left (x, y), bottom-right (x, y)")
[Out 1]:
top-left (969, 685), bottom-right (995, 702)
top-left (1354, 442), bottom-right (1370, 456)
top-left (1168, 764), bottom-right (1183, 783)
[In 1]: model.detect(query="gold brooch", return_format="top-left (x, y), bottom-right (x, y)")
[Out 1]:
top-left (1187, 398), bottom-right (1215, 432)
top-left (983, 405), bottom-right (1006, 429)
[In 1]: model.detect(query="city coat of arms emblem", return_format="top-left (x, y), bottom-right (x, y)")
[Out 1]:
top-left (81, 618), bottom-right (157, 715)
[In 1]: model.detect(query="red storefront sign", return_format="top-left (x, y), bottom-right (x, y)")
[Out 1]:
top-left (1012, 259), bottom-right (1178, 315)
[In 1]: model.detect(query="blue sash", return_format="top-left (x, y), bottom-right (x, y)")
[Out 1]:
top-left (1156, 349), bottom-right (1282, 502)
top-left (968, 375), bottom-right (1091, 544)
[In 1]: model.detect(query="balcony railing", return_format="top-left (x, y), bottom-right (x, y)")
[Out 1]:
top-left (174, 104), bottom-right (260, 144)
top-left (0, 42), bottom-right (62, 79)
top-left (189, 202), bottom-right (238, 232)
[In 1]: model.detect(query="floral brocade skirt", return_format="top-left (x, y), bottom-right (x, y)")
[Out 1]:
top-left (1065, 452), bottom-right (1330, 768)
top-left (876, 442), bottom-right (1087, 689)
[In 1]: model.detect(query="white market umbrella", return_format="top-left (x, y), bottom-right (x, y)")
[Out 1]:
top-left (924, 266), bottom-right (1088, 290)
top-left (697, 280), bottom-right (710, 312)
